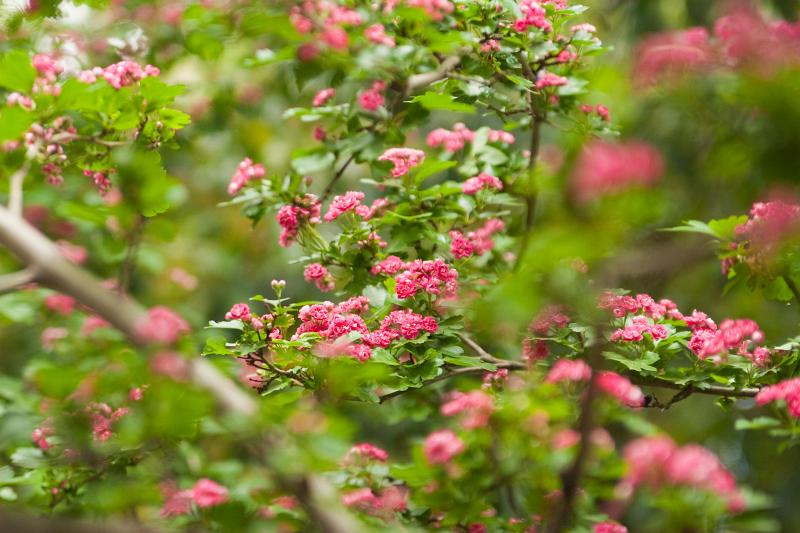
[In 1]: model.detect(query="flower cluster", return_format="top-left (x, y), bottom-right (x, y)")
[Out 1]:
top-left (734, 200), bottom-right (800, 267)
top-left (610, 316), bottom-right (669, 343)
top-left (161, 479), bottom-right (229, 517)
top-left (514, 1), bottom-right (551, 33)
top-left (358, 80), bottom-right (386, 111)
top-left (424, 429), bottom-right (464, 464)
top-left (462, 173), bottom-right (503, 195)
top-left (426, 123), bottom-right (515, 153)
top-left (440, 390), bottom-right (494, 429)
top-left (78, 60), bottom-right (160, 89)
top-left (687, 318), bottom-right (768, 365)
top-left (276, 194), bottom-right (322, 247)
top-left (596, 371), bottom-right (645, 408)
top-left (621, 436), bottom-right (744, 512)
top-left (378, 147), bottom-right (426, 177)
top-left (755, 378), bottom-right (800, 418)
top-left (323, 191), bottom-right (387, 222)
top-left (571, 140), bottom-right (664, 204)
top-left (304, 263), bottom-right (335, 292)
top-left (136, 306), bottom-right (191, 344)
top-left (391, 258), bottom-right (459, 299)
top-left (24, 118), bottom-right (76, 185)
top-left (449, 220), bottom-right (506, 259)
top-left (228, 157), bottom-right (266, 195)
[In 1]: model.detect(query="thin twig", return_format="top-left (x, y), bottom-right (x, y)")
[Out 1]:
top-left (406, 55), bottom-right (462, 93)
top-left (783, 275), bottom-right (800, 306)
top-left (118, 216), bottom-right (146, 294)
top-left (322, 154), bottom-right (356, 201)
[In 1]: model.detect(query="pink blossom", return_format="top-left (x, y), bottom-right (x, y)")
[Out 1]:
top-left (756, 378), bottom-right (800, 418)
top-left (441, 390), bottom-right (494, 429)
top-left (514, 1), bottom-right (551, 33)
top-left (81, 315), bottom-right (110, 336)
top-left (735, 201), bottom-right (800, 264)
top-left (378, 309), bottom-right (438, 340)
top-left (45, 293), bottom-right (76, 315)
top-left (529, 305), bottom-right (571, 335)
top-left (228, 157), bottom-right (266, 195)
top-left (394, 258), bottom-right (458, 299)
top-left (403, 0), bottom-right (454, 20)
top-left (192, 479), bottom-right (229, 508)
top-left (41, 327), bottom-right (68, 349)
top-left (57, 240), bottom-right (87, 264)
top-left (468, 219), bottom-right (505, 255)
top-left (462, 173), bottom-right (503, 195)
top-left (378, 147), bottom-right (426, 177)
top-left (276, 194), bottom-right (321, 247)
top-left (225, 303), bottom-right (252, 322)
top-left (365, 24), bottom-right (395, 47)
top-left (571, 140), bottom-right (664, 204)
top-left (348, 343), bottom-right (372, 362)
top-left (596, 371), bottom-right (645, 407)
top-left (426, 123), bottom-right (475, 152)
top-left (595, 522), bottom-right (628, 533)
top-left (324, 191), bottom-right (369, 221)
top-left (136, 306), bottom-right (191, 344)
top-left (344, 443), bottom-right (389, 464)
top-left (371, 255), bottom-right (405, 276)
top-left (449, 231), bottom-right (474, 259)
top-left (523, 338), bottom-right (549, 362)
top-left (79, 61), bottom-right (159, 90)
top-left (424, 429), bottom-right (465, 464)
top-left (545, 359), bottom-right (591, 383)
top-left (88, 402), bottom-right (128, 442)
top-left (32, 425), bottom-right (53, 450)
top-left (535, 71), bottom-right (568, 90)
top-left (323, 25), bottom-right (349, 50)
top-left (481, 39), bottom-right (501, 53)
top-left (358, 81), bottom-right (386, 111)
top-left (304, 263), bottom-right (335, 292)
top-left (634, 27), bottom-right (712, 85)
top-left (312, 88), bottom-right (335, 107)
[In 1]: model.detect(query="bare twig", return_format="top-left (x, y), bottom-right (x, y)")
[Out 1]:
top-left (8, 163), bottom-right (30, 217)
top-left (783, 275), bottom-right (800, 306)
top-left (322, 154), bottom-right (356, 201)
top-left (0, 266), bottom-right (38, 294)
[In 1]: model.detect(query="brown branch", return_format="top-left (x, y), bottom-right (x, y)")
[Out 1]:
top-left (0, 266), bottom-right (37, 294)
top-left (783, 275), bottom-right (800, 306)
top-left (0, 510), bottom-right (163, 533)
top-left (631, 375), bottom-right (758, 399)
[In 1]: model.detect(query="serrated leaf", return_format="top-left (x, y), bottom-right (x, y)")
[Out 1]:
top-left (0, 50), bottom-right (36, 92)
top-left (410, 92), bottom-right (475, 113)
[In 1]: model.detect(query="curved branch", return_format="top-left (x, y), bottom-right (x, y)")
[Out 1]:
top-left (0, 266), bottom-right (37, 294)
top-left (406, 55), bottom-right (462, 93)
top-left (8, 163), bottom-right (30, 217)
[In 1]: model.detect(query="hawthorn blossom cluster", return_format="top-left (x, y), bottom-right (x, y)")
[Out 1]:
top-left (225, 302), bottom-right (275, 332)
top-left (161, 479), bottom-right (229, 517)
top-left (24, 118), bottom-right (76, 185)
top-left (514, 0), bottom-right (551, 33)
top-left (621, 436), bottom-right (745, 512)
top-left (358, 80), bottom-right (386, 111)
top-left (755, 378), bottom-right (800, 418)
top-left (304, 262), bottom-right (335, 292)
top-left (729, 200), bottom-right (800, 272)
top-left (449, 219), bottom-right (505, 259)
top-left (378, 147), bottom-right (425, 177)
top-left (343, 442), bottom-right (389, 464)
top-left (77, 60), bottom-right (160, 89)
top-left (342, 486), bottom-right (408, 520)
top-left (688, 318), bottom-right (769, 365)
top-left (462, 172), bottom-right (503, 195)
top-left (635, 6), bottom-right (800, 84)
top-left (423, 428), bottom-right (464, 464)
top-left (289, 0), bottom-right (363, 54)
top-left (228, 157), bottom-right (266, 195)
top-left (571, 140), bottom-right (664, 204)
top-left (545, 360), bottom-right (645, 407)
top-left (426, 123), bottom-right (515, 153)
top-left (324, 190), bottom-right (387, 222)
top-left (440, 390), bottom-right (494, 429)
top-left (136, 306), bottom-right (191, 344)
top-left (275, 194), bottom-right (322, 247)
top-left (287, 299), bottom-right (437, 362)
top-left (382, 258), bottom-right (459, 300)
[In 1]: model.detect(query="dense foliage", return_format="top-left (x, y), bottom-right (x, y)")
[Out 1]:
top-left (1, 1), bottom-right (800, 531)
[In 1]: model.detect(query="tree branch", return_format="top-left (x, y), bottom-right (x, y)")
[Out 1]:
top-left (0, 204), bottom-right (257, 416)
top-left (322, 153), bottom-right (356, 201)
top-left (406, 55), bottom-right (462, 92)
top-left (0, 266), bottom-right (37, 294)
top-left (7, 163), bottom-right (30, 217)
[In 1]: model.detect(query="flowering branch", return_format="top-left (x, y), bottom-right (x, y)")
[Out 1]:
top-left (406, 55), bottom-right (462, 93)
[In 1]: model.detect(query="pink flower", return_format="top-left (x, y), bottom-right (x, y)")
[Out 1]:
top-left (45, 293), bottom-right (76, 315)
top-left (595, 522), bottom-right (628, 533)
top-left (228, 157), bottom-right (266, 195)
top-left (481, 39), bottom-right (501, 53)
top-left (312, 88), bottom-right (335, 107)
top-left (535, 71), bottom-right (568, 90)
top-left (426, 123), bottom-right (475, 152)
top-left (424, 429), bottom-right (465, 464)
top-left (449, 231), bottom-right (474, 259)
top-left (371, 255), bottom-right (406, 276)
top-left (137, 306), bottom-right (191, 344)
top-left (634, 27), bottom-right (712, 85)
top-left (358, 81), bottom-right (386, 111)
top-left (514, 1), bottom-right (551, 33)
top-left (225, 303), bottom-right (252, 322)
top-left (304, 263), bottom-right (335, 292)
top-left (324, 191), bottom-right (369, 222)
top-left (378, 147), bottom-right (426, 177)
top-left (545, 359), bottom-right (591, 383)
top-left (441, 390), bottom-right (494, 429)
top-left (529, 305), bottom-right (571, 335)
top-left (41, 327), bottom-right (68, 349)
top-left (394, 259), bottom-right (458, 299)
top-left (192, 479), bottom-right (229, 508)
top-left (571, 140), bottom-right (664, 204)
top-left (756, 378), bottom-right (800, 418)
top-left (276, 194), bottom-right (321, 247)
top-left (462, 173), bottom-right (503, 195)
top-left (57, 240), bottom-right (87, 264)
top-left (596, 371), bottom-right (645, 407)
top-left (468, 219), bottom-right (505, 255)
top-left (323, 26), bottom-right (349, 50)
top-left (365, 24), bottom-right (395, 47)
top-left (344, 443), bottom-right (389, 464)
top-left (347, 343), bottom-right (372, 362)
top-left (80, 61), bottom-right (159, 90)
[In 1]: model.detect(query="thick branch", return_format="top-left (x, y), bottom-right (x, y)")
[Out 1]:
top-left (0, 511), bottom-right (162, 533)
top-left (0, 204), bottom-right (257, 416)
top-left (406, 56), bottom-right (462, 92)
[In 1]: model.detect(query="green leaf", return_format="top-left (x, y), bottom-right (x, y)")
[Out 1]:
top-left (414, 159), bottom-right (457, 183)
top-left (202, 336), bottom-right (234, 356)
top-left (603, 350), bottom-right (659, 372)
top-left (735, 417), bottom-right (781, 431)
top-left (708, 215), bottom-right (748, 240)
top-left (664, 220), bottom-right (718, 238)
top-left (443, 354), bottom-right (496, 371)
top-left (291, 151), bottom-right (336, 174)
top-left (0, 50), bottom-right (36, 92)
top-left (0, 106), bottom-right (34, 142)
top-left (10, 447), bottom-right (45, 469)
top-left (207, 320), bottom-right (245, 330)
top-left (410, 92), bottom-right (475, 114)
